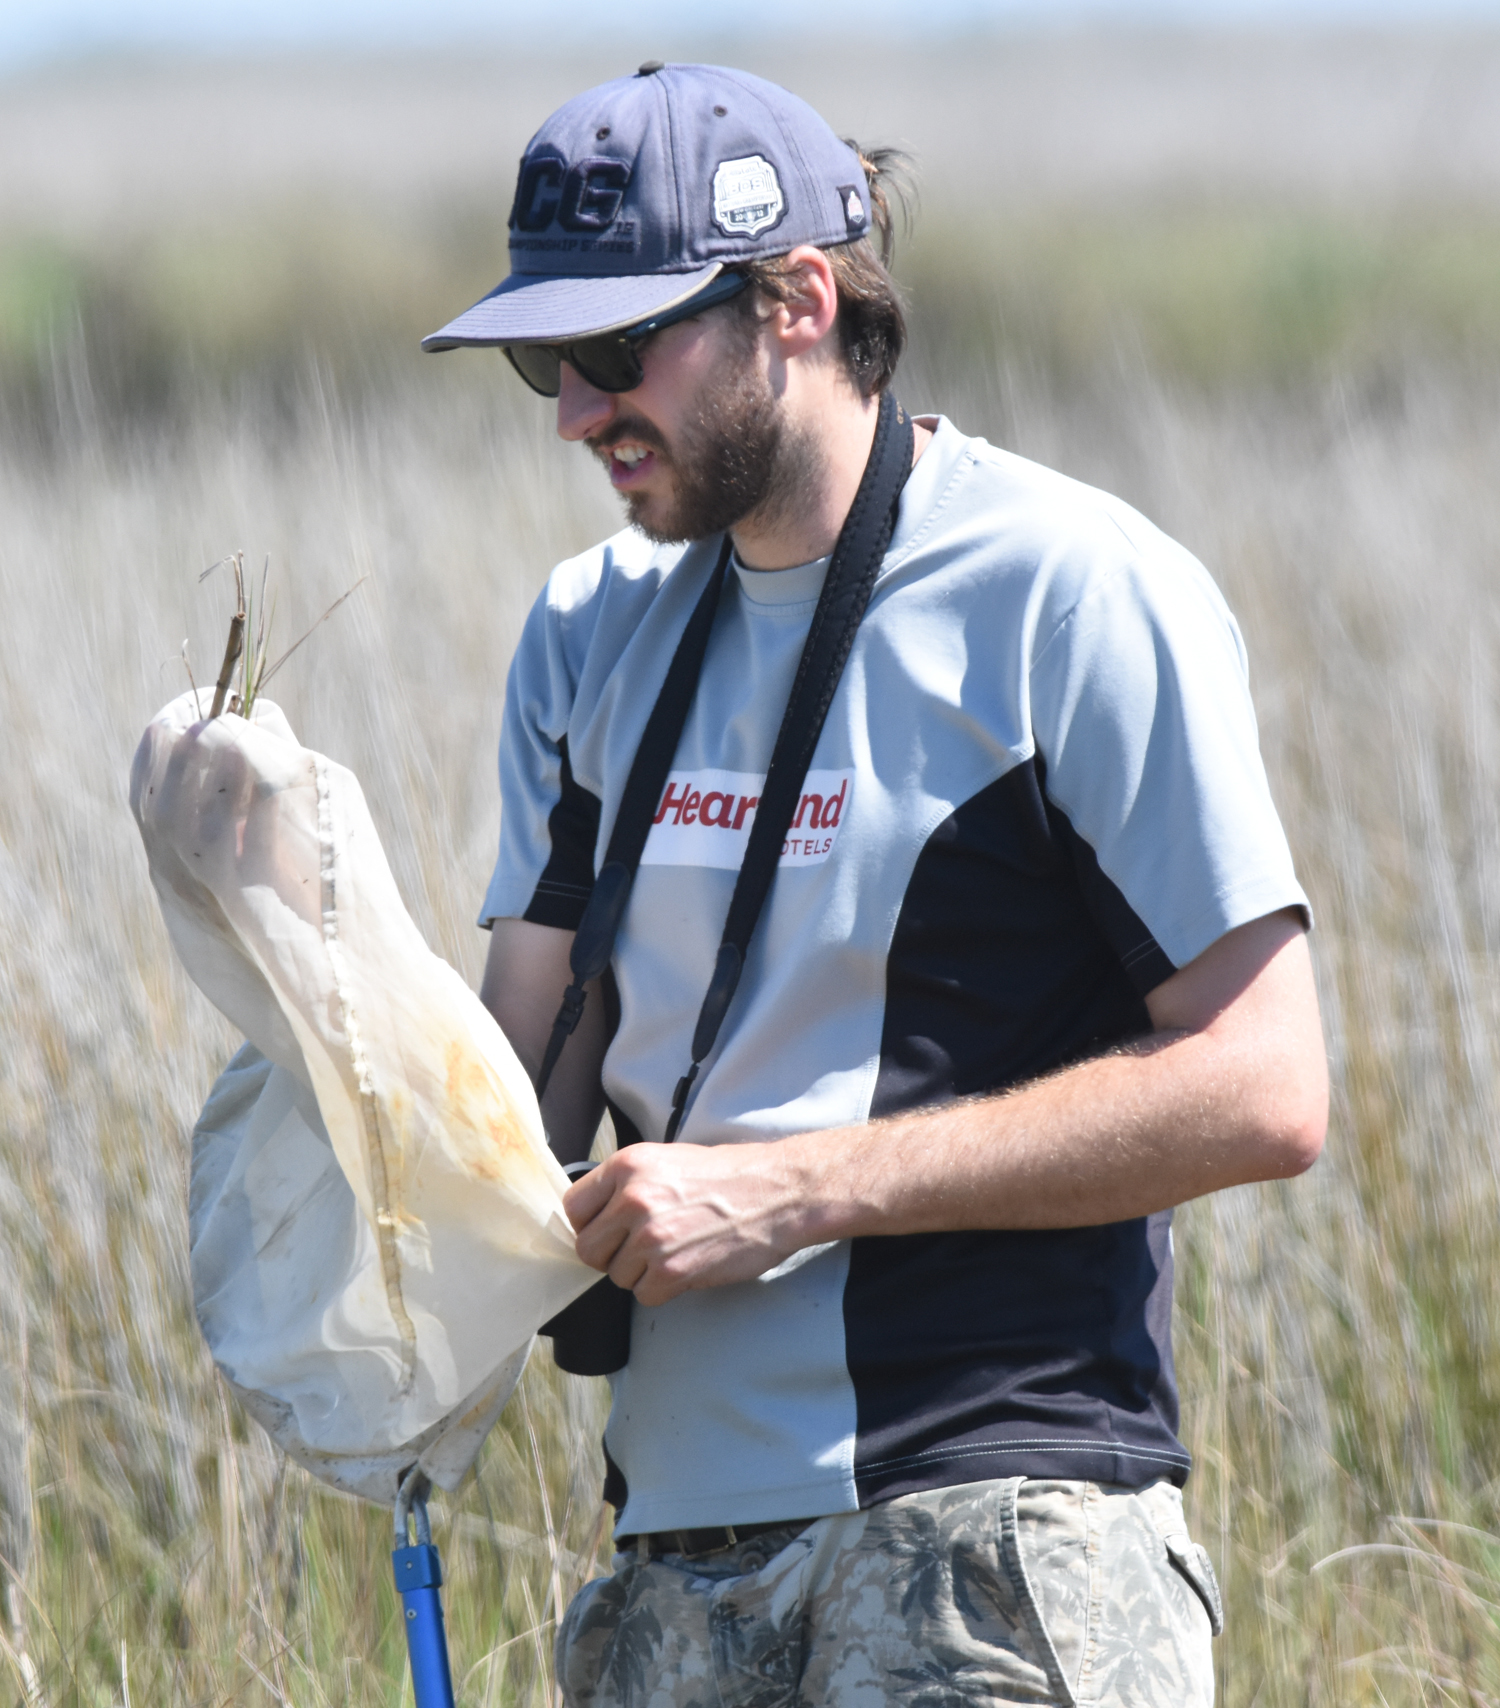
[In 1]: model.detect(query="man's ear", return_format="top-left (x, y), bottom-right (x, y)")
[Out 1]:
top-left (767, 245), bottom-right (839, 362)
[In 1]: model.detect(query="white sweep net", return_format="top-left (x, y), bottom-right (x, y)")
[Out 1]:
top-left (130, 691), bottom-right (597, 1502)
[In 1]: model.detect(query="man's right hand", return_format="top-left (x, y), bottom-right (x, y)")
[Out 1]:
top-left (561, 1135), bottom-right (813, 1306)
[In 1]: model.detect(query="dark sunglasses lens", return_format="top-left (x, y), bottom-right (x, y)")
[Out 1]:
top-left (568, 335), bottom-right (643, 394)
top-left (505, 344), bottom-right (563, 397)
top-left (505, 334), bottom-right (643, 396)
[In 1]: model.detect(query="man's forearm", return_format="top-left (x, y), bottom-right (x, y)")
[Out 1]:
top-left (768, 1019), bottom-right (1319, 1248)
top-left (563, 911), bottom-right (1327, 1305)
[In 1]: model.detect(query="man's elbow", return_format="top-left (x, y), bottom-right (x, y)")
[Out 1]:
top-left (1248, 1058), bottom-right (1328, 1180)
top-left (1263, 1103), bottom-right (1327, 1179)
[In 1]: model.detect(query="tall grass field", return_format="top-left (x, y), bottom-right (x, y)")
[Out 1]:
top-left (5, 32), bottom-right (1500, 1706)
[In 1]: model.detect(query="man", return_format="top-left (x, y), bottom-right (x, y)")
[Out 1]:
top-left (424, 61), bottom-right (1326, 1707)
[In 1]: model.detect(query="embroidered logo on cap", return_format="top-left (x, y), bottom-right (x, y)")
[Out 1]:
top-left (507, 150), bottom-right (638, 254)
top-left (711, 155), bottom-right (786, 238)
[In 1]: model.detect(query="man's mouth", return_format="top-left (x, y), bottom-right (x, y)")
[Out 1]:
top-left (588, 418), bottom-right (670, 493)
top-left (603, 441), bottom-right (657, 488)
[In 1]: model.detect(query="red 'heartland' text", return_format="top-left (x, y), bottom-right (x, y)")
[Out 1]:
top-left (639, 768), bottom-right (855, 870)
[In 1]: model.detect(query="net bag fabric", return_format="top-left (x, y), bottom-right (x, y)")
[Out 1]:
top-left (130, 691), bottom-right (596, 1502)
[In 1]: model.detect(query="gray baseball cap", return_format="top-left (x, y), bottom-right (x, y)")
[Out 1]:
top-left (421, 62), bottom-right (871, 351)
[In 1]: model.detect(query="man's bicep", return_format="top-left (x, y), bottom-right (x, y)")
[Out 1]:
top-left (480, 917), bottom-right (573, 1073)
top-left (480, 917), bottom-right (609, 1167)
top-left (1144, 905), bottom-right (1311, 1026)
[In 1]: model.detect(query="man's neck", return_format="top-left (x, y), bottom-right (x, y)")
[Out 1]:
top-left (730, 390), bottom-right (931, 572)
top-left (729, 378), bottom-right (879, 572)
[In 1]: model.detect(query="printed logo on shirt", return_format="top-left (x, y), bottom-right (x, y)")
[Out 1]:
top-left (639, 768), bottom-right (854, 869)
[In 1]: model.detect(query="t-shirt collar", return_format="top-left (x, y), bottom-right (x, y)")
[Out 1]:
top-left (730, 550), bottom-right (831, 608)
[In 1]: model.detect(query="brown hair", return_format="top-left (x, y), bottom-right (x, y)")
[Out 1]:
top-left (735, 144), bottom-right (913, 397)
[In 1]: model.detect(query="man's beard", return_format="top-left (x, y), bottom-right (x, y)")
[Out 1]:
top-left (593, 348), bottom-right (822, 547)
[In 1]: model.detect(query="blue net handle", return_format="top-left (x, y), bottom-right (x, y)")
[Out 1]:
top-left (394, 1471), bottom-right (456, 1708)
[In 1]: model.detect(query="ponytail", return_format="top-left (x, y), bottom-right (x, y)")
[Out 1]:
top-left (852, 143), bottom-right (915, 271)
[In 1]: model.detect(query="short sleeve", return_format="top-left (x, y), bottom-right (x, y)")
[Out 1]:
top-left (1029, 534), bottom-right (1309, 977)
top-left (478, 578), bottom-right (601, 930)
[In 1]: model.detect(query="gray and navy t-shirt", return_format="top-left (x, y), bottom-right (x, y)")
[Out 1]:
top-left (482, 416), bottom-right (1309, 1538)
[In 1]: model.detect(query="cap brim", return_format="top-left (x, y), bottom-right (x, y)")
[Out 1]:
top-left (421, 264), bottom-right (724, 351)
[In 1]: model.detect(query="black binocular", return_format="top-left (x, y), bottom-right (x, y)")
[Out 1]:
top-left (539, 1273), bottom-right (633, 1375)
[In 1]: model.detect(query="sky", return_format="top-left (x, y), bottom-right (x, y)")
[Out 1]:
top-left (6, 0), bottom-right (1500, 75)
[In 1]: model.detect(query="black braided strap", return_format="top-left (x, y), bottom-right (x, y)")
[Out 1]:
top-left (533, 537), bottom-right (734, 1101)
top-left (662, 391), bottom-right (914, 1141)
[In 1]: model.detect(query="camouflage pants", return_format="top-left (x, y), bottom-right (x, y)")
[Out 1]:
top-left (556, 1478), bottom-right (1221, 1708)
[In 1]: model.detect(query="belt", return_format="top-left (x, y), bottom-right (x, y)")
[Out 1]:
top-left (618, 1518), bottom-right (811, 1561)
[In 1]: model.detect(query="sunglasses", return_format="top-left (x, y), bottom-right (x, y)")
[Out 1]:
top-left (503, 270), bottom-right (749, 398)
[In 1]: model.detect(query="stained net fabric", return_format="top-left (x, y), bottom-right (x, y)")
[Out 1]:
top-left (131, 691), bottom-right (595, 1502)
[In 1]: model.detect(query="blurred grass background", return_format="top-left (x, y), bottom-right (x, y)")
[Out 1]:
top-left (5, 26), bottom-right (1500, 1706)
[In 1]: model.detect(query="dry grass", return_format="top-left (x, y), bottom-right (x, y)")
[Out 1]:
top-left (1056, 366), bottom-right (1500, 1702)
top-left (7, 34), bottom-right (1500, 1708)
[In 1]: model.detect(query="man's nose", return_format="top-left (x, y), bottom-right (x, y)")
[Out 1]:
top-left (555, 363), bottom-right (616, 442)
